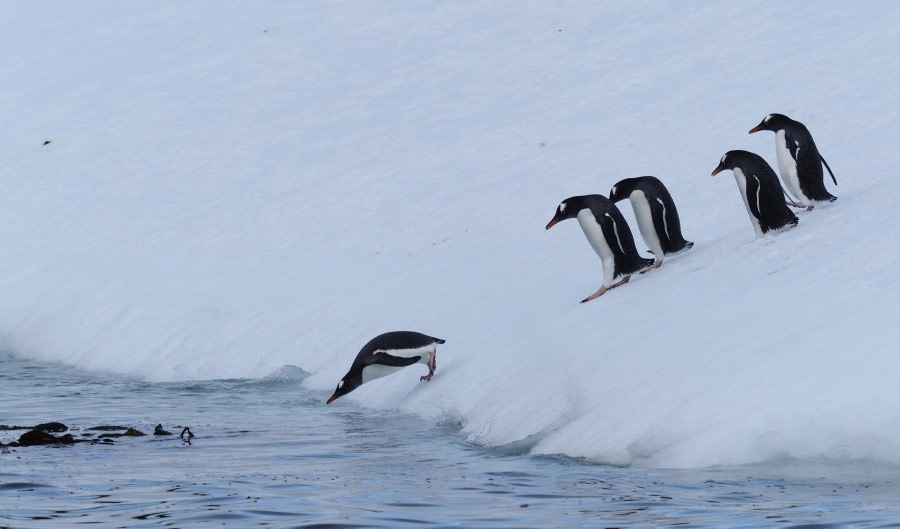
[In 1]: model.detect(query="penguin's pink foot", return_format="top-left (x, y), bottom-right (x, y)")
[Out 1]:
top-left (580, 286), bottom-right (607, 303)
top-left (640, 260), bottom-right (662, 274)
top-left (580, 276), bottom-right (630, 303)
top-left (420, 352), bottom-right (436, 381)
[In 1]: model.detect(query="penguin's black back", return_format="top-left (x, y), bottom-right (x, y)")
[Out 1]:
top-left (781, 120), bottom-right (837, 202)
top-left (728, 151), bottom-right (799, 233)
top-left (611, 176), bottom-right (692, 254)
top-left (580, 195), bottom-right (654, 276)
top-left (353, 331), bottom-right (444, 367)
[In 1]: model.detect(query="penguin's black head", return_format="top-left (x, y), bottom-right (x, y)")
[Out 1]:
top-left (326, 374), bottom-right (361, 404)
top-left (711, 151), bottom-right (736, 176)
top-left (712, 150), bottom-right (758, 176)
top-left (609, 178), bottom-right (639, 203)
top-left (609, 184), bottom-right (625, 203)
top-left (749, 113), bottom-right (791, 134)
top-left (546, 199), bottom-right (579, 229)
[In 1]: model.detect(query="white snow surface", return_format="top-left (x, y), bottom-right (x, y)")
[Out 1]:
top-left (3, 2), bottom-right (900, 468)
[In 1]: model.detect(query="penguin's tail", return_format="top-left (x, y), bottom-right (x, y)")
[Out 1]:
top-left (671, 240), bottom-right (694, 253)
top-left (820, 154), bottom-right (837, 186)
top-left (434, 338), bottom-right (446, 344)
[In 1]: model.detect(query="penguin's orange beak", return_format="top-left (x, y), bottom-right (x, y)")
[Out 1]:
top-left (711, 163), bottom-right (725, 176)
top-left (748, 123), bottom-right (764, 134)
top-left (326, 393), bottom-right (339, 405)
top-left (546, 210), bottom-right (566, 230)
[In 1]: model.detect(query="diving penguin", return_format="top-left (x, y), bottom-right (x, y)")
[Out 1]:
top-left (749, 113), bottom-right (837, 210)
top-left (712, 150), bottom-right (799, 237)
top-left (546, 195), bottom-right (653, 303)
top-left (609, 176), bottom-right (694, 270)
top-left (327, 331), bottom-right (445, 404)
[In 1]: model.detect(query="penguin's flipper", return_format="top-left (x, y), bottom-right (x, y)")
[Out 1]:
top-left (649, 197), bottom-right (671, 250)
top-left (820, 154), bottom-right (838, 185)
top-left (368, 352), bottom-right (421, 367)
top-left (595, 208), bottom-right (650, 275)
top-left (786, 131), bottom-right (801, 163)
top-left (745, 174), bottom-right (764, 224)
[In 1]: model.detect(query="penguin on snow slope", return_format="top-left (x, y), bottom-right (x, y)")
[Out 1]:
top-left (749, 113), bottom-right (837, 210)
top-left (327, 331), bottom-right (444, 404)
top-left (609, 176), bottom-right (694, 270)
top-left (712, 150), bottom-right (799, 237)
top-left (546, 194), bottom-right (653, 303)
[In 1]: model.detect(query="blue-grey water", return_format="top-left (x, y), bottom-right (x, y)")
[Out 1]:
top-left (3, 352), bottom-right (900, 528)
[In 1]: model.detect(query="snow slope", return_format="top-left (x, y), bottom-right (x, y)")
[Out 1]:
top-left (3, 1), bottom-right (900, 468)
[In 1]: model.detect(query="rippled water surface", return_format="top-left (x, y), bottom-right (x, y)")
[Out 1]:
top-left (3, 353), bottom-right (900, 528)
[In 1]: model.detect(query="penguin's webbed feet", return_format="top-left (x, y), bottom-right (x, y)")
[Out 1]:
top-left (580, 287), bottom-right (607, 303)
top-left (420, 352), bottom-right (436, 381)
top-left (580, 276), bottom-right (630, 303)
top-left (786, 200), bottom-right (807, 209)
top-left (640, 260), bottom-right (663, 274)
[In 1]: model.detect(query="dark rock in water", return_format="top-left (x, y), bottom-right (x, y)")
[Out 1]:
top-left (154, 424), bottom-right (173, 436)
top-left (1, 423), bottom-right (67, 432)
top-left (86, 425), bottom-right (130, 431)
top-left (18, 431), bottom-right (57, 445)
top-left (98, 427), bottom-right (145, 439)
top-left (34, 422), bottom-right (68, 433)
top-left (178, 426), bottom-right (195, 445)
top-left (17, 430), bottom-right (76, 446)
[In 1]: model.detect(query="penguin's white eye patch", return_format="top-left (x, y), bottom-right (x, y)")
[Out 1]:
top-left (337, 380), bottom-right (344, 389)
top-left (720, 154), bottom-right (727, 164)
top-left (559, 202), bottom-right (567, 213)
top-left (611, 186), bottom-right (617, 196)
top-left (765, 114), bottom-right (772, 122)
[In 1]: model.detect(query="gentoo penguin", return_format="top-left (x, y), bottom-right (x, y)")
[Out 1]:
top-left (326, 331), bottom-right (445, 404)
top-left (609, 176), bottom-right (694, 270)
top-left (546, 195), bottom-right (653, 303)
top-left (712, 150), bottom-right (799, 237)
top-left (749, 113), bottom-right (837, 210)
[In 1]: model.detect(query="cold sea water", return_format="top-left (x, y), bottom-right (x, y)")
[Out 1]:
top-left (2, 352), bottom-right (900, 529)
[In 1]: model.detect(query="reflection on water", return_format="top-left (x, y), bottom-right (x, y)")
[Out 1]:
top-left (2, 352), bottom-right (900, 528)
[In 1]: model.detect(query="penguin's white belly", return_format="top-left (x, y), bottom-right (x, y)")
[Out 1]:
top-left (361, 363), bottom-right (406, 384)
top-left (576, 209), bottom-right (616, 286)
top-left (360, 344), bottom-right (433, 384)
top-left (733, 168), bottom-right (763, 238)
top-left (774, 130), bottom-right (807, 204)
top-left (628, 190), bottom-right (663, 260)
